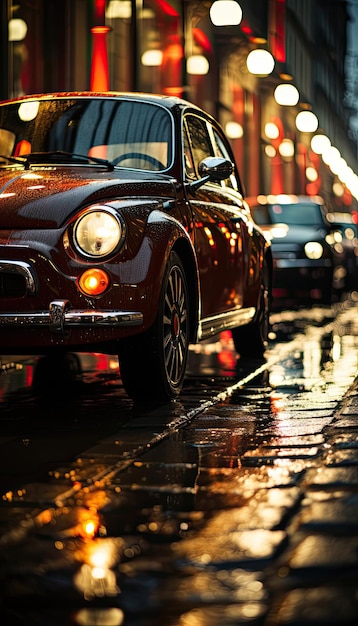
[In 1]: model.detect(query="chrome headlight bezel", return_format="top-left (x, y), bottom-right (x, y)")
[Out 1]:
top-left (69, 205), bottom-right (126, 260)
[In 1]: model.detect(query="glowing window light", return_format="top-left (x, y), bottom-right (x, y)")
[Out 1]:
top-left (225, 121), bottom-right (243, 139)
top-left (187, 54), bottom-right (209, 75)
top-left (295, 110), bottom-right (319, 132)
top-left (141, 49), bottom-right (163, 66)
top-left (210, 1), bottom-right (242, 26)
top-left (8, 18), bottom-right (27, 41)
top-left (105, 0), bottom-right (131, 19)
top-left (278, 138), bottom-right (294, 158)
top-left (333, 182), bottom-right (345, 197)
top-left (265, 122), bottom-right (279, 140)
top-left (246, 49), bottom-right (275, 76)
top-left (265, 145), bottom-right (276, 158)
top-left (274, 83), bottom-right (299, 106)
top-left (306, 166), bottom-right (318, 182)
top-left (311, 134), bottom-right (331, 154)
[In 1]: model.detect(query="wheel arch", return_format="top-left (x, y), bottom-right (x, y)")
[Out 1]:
top-left (253, 244), bottom-right (273, 321)
top-left (264, 245), bottom-right (273, 299)
top-left (144, 210), bottom-right (200, 341)
top-left (171, 237), bottom-right (200, 344)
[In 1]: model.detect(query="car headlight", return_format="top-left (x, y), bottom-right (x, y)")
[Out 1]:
top-left (304, 241), bottom-right (324, 259)
top-left (73, 206), bottom-right (123, 258)
top-left (270, 224), bottom-right (289, 239)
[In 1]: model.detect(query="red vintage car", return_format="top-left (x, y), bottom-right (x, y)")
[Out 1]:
top-left (0, 92), bottom-right (272, 400)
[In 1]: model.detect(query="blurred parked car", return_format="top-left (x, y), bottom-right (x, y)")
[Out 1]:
top-left (247, 194), bottom-right (345, 306)
top-left (326, 212), bottom-right (358, 291)
top-left (0, 92), bottom-right (272, 400)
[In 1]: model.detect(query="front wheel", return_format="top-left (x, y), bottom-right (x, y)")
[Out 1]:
top-left (231, 258), bottom-right (270, 357)
top-left (119, 251), bottom-right (189, 401)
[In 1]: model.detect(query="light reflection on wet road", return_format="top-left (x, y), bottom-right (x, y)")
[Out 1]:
top-left (1, 298), bottom-right (358, 625)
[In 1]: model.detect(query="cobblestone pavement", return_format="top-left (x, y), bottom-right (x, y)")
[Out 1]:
top-left (263, 377), bottom-right (358, 625)
top-left (0, 304), bottom-right (358, 625)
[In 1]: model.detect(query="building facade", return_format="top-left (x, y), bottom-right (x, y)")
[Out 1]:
top-left (1, 0), bottom-right (358, 210)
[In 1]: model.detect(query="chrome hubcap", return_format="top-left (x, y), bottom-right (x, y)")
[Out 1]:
top-left (163, 265), bottom-right (188, 385)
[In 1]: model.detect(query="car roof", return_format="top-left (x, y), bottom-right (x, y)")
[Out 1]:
top-left (0, 90), bottom-right (209, 117)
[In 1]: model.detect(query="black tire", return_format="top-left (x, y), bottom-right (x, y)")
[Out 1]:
top-left (119, 251), bottom-right (189, 401)
top-left (231, 259), bottom-right (270, 357)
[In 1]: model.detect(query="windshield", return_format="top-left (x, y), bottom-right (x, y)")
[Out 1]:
top-left (0, 98), bottom-right (173, 171)
top-left (252, 202), bottom-right (325, 226)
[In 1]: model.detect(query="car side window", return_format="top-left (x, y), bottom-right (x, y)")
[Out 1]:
top-left (184, 114), bottom-right (213, 179)
top-left (183, 124), bottom-right (195, 179)
top-left (211, 127), bottom-right (238, 191)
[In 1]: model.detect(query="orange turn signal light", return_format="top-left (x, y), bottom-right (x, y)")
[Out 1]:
top-left (77, 268), bottom-right (110, 296)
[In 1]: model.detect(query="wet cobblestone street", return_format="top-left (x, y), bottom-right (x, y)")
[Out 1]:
top-left (0, 300), bottom-right (358, 625)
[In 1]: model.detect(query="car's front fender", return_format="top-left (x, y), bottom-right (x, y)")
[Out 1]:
top-left (134, 208), bottom-right (199, 332)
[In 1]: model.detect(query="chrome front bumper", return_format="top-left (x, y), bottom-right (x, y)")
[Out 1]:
top-left (0, 299), bottom-right (143, 333)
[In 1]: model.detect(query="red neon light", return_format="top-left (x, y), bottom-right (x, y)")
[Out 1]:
top-left (90, 25), bottom-right (110, 91)
top-left (162, 33), bottom-right (184, 97)
top-left (275, 0), bottom-right (286, 63)
top-left (343, 188), bottom-right (352, 205)
top-left (269, 0), bottom-right (286, 63)
top-left (270, 118), bottom-right (285, 195)
top-left (193, 28), bottom-right (213, 54)
top-left (147, 0), bottom-right (179, 18)
top-left (240, 22), bottom-right (253, 36)
top-left (93, 0), bottom-right (106, 24)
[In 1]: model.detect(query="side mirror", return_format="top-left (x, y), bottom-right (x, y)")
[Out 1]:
top-left (198, 156), bottom-right (233, 181)
top-left (189, 156), bottom-right (234, 192)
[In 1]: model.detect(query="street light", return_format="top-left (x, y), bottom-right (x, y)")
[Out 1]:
top-left (322, 145), bottom-right (341, 166)
top-left (265, 122), bottom-right (280, 140)
top-left (8, 18), bottom-right (27, 41)
top-left (295, 110), bottom-right (319, 132)
top-left (187, 54), bottom-right (209, 75)
top-left (246, 49), bottom-right (275, 76)
top-left (210, 1), bottom-right (242, 26)
top-left (225, 121), bottom-right (243, 138)
top-left (141, 49), bottom-right (163, 66)
top-left (274, 83), bottom-right (299, 106)
top-left (311, 134), bottom-right (331, 154)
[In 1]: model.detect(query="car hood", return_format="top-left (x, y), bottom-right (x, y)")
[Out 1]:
top-left (0, 167), bottom-right (177, 229)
